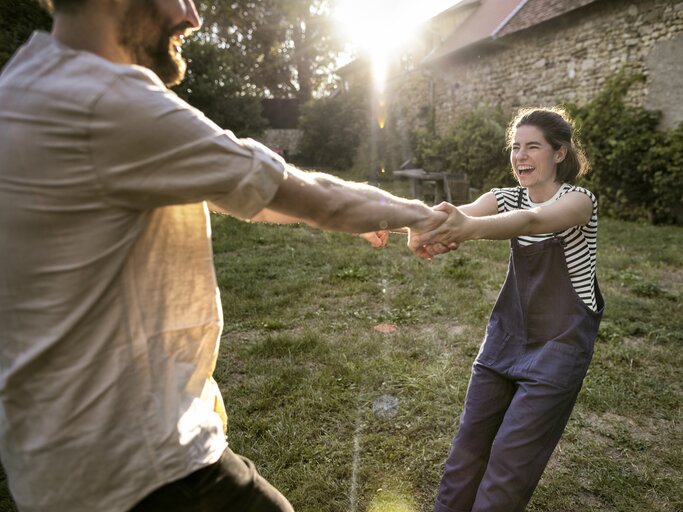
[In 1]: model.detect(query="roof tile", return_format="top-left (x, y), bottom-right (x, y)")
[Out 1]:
top-left (424, 0), bottom-right (525, 63)
top-left (497, 0), bottom-right (604, 38)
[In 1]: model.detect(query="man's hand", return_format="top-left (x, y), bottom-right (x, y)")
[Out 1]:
top-left (409, 202), bottom-right (468, 259)
top-left (407, 208), bottom-right (454, 260)
top-left (359, 231), bottom-right (389, 248)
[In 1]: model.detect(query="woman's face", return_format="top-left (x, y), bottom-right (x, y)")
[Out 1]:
top-left (510, 124), bottom-right (566, 199)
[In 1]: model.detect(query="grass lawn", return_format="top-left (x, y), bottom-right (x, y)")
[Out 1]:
top-left (1, 179), bottom-right (681, 511)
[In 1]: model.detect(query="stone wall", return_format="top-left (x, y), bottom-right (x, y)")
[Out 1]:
top-left (645, 31), bottom-right (683, 128)
top-left (260, 129), bottom-right (302, 159)
top-left (392, 0), bottom-right (683, 135)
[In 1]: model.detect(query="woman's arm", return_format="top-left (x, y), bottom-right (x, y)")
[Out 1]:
top-left (412, 191), bottom-right (593, 250)
top-left (456, 191), bottom-right (499, 217)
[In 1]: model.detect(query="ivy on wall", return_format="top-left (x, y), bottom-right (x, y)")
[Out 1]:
top-left (568, 71), bottom-right (683, 225)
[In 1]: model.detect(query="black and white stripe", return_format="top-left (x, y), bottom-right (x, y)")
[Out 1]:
top-left (491, 184), bottom-right (599, 311)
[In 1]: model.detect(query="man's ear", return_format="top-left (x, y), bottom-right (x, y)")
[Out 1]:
top-left (39, 0), bottom-right (54, 14)
top-left (555, 145), bottom-right (567, 163)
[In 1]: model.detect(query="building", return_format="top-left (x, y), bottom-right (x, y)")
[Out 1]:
top-left (338, 0), bottom-right (683, 145)
top-left (260, 98), bottom-right (302, 159)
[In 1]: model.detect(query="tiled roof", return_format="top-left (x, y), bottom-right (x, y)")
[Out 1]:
top-left (424, 0), bottom-right (607, 63)
top-left (423, 0), bottom-right (525, 63)
top-left (496, 0), bottom-right (604, 37)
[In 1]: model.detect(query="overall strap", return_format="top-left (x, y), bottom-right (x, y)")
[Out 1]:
top-left (552, 186), bottom-right (568, 242)
top-left (510, 187), bottom-right (524, 247)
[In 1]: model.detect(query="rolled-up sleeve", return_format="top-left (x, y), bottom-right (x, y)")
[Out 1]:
top-left (89, 69), bottom-right (285, 218)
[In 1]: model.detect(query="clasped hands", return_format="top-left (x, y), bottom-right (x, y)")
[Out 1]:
top-left (360, 202), bottom-right (468, 260)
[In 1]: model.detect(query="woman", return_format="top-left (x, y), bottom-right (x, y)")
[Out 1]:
top-left (415, 107), bottom-right (604, 512)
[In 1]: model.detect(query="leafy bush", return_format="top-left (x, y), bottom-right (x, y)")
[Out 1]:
top-left (643, 123), bottom-right (683, 225)
top-left (567, 71), bottom-right (683, 224)
top-left (411, 106), bottom-right (513, 190)
top-left (296, 87), bottom-right (369, 170)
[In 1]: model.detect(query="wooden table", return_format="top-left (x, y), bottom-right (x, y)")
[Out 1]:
top-left (393, 168), bottom-right (453, 204)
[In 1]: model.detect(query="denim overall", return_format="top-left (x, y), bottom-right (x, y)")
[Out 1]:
top-left (434, 189), bottom-right (604, 512)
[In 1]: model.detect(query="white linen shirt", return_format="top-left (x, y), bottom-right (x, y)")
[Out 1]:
top-left (0, 32), bottom-right (285, 512)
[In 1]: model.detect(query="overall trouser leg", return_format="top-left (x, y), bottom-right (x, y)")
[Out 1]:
top-left (434, 363), bottom-right (516, 512)
top-left (471, 378), bottom-right (583, 512)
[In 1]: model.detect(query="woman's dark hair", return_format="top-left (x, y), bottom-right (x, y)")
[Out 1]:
top-left (506, 106), bottom-right (590, 184)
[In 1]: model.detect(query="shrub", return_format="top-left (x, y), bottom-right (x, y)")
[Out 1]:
top-left (567, 71), bottom-right (683, 224)
top-left (643, 124), bottom-right (683, 225)
top-left (411, 106), bottom-right (513, 191)
top-left (297, 87), bottom-right (369, 170)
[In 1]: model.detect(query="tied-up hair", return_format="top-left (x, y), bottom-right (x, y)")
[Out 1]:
top-left (506, 107), bottom-right (590, 184)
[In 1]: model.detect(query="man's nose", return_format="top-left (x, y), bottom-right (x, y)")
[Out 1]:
top-left (184, 0), bottom-right (202, 31)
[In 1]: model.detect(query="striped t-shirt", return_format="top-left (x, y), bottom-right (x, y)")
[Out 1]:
top-left (491, 184), bottom-right (599, 311)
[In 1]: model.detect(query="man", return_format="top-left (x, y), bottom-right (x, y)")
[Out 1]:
top-left (0, 1), bottom-right (447, 511)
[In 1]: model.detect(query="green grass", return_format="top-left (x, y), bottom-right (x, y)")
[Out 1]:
top-left (1, 185), bottom-right (681, 511)
top-left (209, 215), bottom-right (682, 512)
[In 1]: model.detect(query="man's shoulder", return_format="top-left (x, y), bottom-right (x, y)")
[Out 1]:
top-left (1, 32), bottom-right (167, 110)
top-left (0, 32), bottom-right (48, 88)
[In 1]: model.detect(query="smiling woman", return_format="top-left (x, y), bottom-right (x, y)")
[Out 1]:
top-left (332, 0), bottom-right (458, 89)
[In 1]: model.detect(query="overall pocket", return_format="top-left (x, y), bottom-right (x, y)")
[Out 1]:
top-left (525, 340), bottom-right (591, 389)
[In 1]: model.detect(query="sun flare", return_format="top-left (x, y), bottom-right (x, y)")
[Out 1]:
top-left (333, 0), bottom-right (456, 89)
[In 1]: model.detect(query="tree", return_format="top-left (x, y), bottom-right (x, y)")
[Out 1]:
top-left (1, 0), bottom-right (347, 140)
top-left (0, 0), bottom-right (52, 70)
top-left (280, 0), bottom-right (341, 101)
top-left (192, 0), bottom-right (342, 102)
top-left (173, 34), bottom-right (268, 137)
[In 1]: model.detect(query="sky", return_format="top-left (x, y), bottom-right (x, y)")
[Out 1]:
top-left (417, 0), bottom-right (463, 20)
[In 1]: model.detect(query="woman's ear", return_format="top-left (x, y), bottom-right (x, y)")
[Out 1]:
top-left (555, 145), bottom-right (567, 163)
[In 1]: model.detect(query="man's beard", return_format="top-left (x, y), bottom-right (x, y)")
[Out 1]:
top-left (118, 0), bottom-right (188, 86)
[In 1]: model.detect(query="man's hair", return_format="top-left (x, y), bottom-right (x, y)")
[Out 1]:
top-left (40, 0), bottom-right (87, 14)
top-left (506, 106), bottom-right (590, 184)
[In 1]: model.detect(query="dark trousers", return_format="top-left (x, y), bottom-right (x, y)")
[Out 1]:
top-left (129, 447), bottom-right (294, 512)
top-left (434, 362), bottom-right (582, 512)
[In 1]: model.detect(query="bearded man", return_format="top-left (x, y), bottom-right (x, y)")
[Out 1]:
top-left (0, 1), bottom-right (449, 511)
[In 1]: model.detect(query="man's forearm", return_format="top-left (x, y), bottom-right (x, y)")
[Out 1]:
top-left (265, 166), bottom-right (434, 234)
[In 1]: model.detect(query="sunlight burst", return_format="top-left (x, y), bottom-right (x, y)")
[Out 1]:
top-left (333, 0), bottom-right (445, 90)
